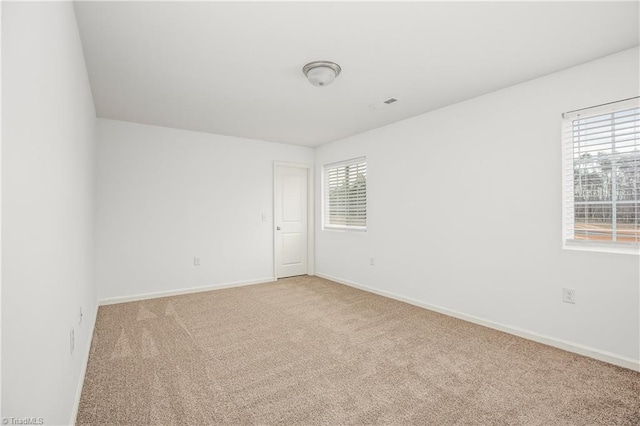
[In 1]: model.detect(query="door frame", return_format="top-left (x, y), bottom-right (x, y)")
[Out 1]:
top-left (273, 161), bottom-right (315, 280)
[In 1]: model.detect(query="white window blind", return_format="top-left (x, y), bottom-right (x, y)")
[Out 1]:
top-left (323, 157), bottom-right (367, 230)
top-left (562, 97), bottom-right (639, 251)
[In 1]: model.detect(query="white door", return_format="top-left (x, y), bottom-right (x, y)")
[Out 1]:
top-left (275, 166), bottom-right (308, 278)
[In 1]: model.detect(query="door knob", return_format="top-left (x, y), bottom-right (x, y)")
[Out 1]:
top-left (276, 226), bottom-right (281, 230)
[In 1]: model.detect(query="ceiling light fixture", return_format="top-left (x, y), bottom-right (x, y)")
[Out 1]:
top-left (302, 61), bottom-right (341, 87)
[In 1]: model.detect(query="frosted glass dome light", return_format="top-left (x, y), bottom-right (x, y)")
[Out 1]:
top-left (302, 61), bottom-right (341, 87)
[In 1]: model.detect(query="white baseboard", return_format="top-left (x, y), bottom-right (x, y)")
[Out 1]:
top-left (316, 272), bottom-right (640, 372)
top-left (98, 277), bottom-right (276, 306)
top-left (71, 303), bottom-right (99, 425)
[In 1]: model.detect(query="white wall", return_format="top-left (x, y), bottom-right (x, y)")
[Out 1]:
top-left (2, 3), bottom-right (97, 424)
top-left (316, 47), bottom-right (640, 366)
top-left (96, 119), bottom-right (314, 302)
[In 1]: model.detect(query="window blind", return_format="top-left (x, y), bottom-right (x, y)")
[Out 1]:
top-left (562, 98), bottom-right (639, 248)
top-left (323, 157), bottom-right (367, 230)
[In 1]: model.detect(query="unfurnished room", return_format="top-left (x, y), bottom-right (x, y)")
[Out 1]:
top-left (2, 1), bottom-right (640, 425)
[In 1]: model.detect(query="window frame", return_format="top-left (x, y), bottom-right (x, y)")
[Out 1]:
top-left (322, 157), bottom-right (367, 232)
top-left (562, 97), bottom-right (640, 255)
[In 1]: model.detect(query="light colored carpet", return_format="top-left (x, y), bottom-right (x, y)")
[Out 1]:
top-left (77, 276), bottom-right (640, 425)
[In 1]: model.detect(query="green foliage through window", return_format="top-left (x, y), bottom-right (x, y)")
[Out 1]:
top-left (323, 158), bottom-right (367, 230)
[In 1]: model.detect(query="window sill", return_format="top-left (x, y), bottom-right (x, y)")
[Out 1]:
top-left (563, 240), bottom-right (640, 255)
top-left (323, 225), bottom-right (367, 233)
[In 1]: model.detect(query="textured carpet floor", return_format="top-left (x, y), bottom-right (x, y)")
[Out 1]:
top-left (77, 276), bottom-right (640, 425)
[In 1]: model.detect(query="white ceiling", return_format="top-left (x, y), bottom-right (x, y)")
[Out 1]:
top-left (74, 1), bottom-right (639, 147)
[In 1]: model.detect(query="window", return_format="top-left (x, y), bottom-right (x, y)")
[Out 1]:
top-left (562, 98), bottom-right (639, 252)
top-left (323, 157), bottom-right (367, 231)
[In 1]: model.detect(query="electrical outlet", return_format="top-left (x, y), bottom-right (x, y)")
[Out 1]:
top-left (70, 327), bottom-right (75, 355)
top-left (194, 256), bottom-right (201, 266)
top-left (563, 288), bottom-right (576, 304)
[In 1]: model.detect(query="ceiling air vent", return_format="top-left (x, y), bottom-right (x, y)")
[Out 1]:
top-left (370, 97), bottom-right (400, 110)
